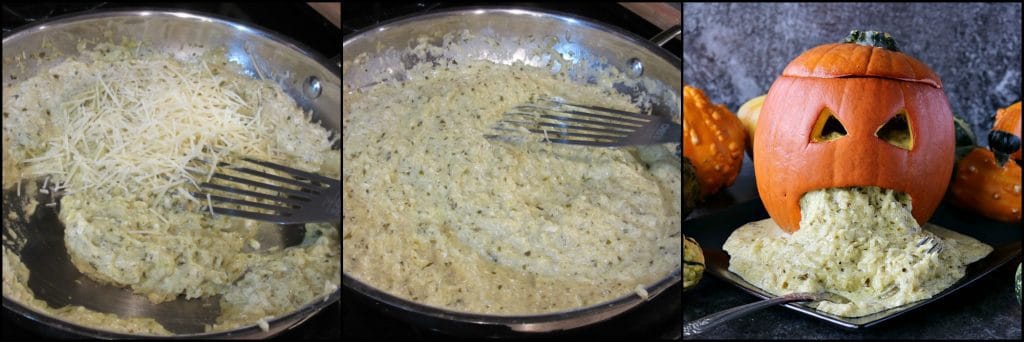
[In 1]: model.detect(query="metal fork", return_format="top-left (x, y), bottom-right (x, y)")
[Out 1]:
top-left (484, 97), bottom-right (681, 147)
top-left (684, 291), bottom-right (851, 337)
top-left (917, 235), bottom-right (943, 254)
top-left (193, 157), bottom-right (340, 224)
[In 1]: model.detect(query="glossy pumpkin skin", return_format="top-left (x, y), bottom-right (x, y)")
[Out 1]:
top-left (755, 38), bottom-right (955, 233)
top-left (948, 147), bottom-right (1022, 222)
top-left (683, 85), bottom-right (746, 198)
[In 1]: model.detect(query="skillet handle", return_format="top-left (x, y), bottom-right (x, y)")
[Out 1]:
top-left (650, 25), bottom-right (681, 47)
top-left (330, 54), bottom-right (341, 70)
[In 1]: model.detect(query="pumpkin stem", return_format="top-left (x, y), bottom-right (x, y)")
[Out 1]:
top-left (843, 30), bottom-right (900, 52)
top-left (988, 130), bottom-right (1021, 167)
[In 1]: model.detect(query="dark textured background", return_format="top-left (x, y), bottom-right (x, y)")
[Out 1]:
top-left (683, 2), bottom-right (1022, 142)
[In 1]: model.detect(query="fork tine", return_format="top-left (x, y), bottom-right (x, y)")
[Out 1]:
top-left (492, 98), bottom-right (679, 147)
top-left (483, 134), bottom-right (530, 143)
top-left (540, 113), bottom-right (643, 130)
top-left (194, 192), bottom-right (296, 212)
top-left (490, 124), bottom-right (623, 142)
top-left (556, 102), bottom-right (655, 121)
top-left (520, 127), bottom-right (624, 141)
top-left (200, 182), bottom-right (309, 206)
top-left (227, 165), bottom-right (320, 190)
top-left (545, 138), bottom-right (624, 147)
top-left (484, 132), bottom-right (624, 147)
top-left (535, 121), bottom-right (633, 136)
top-left (209, 206), bottom-right (291, 222)
top-left (555, 108), bottom-right (650, 125)
top-left (496, 119), bottom-right (631, 137)
top-left (194, 159), bottom-right (318, 190)
top-left (495, 119), bottom-right (540, 128)
top-left (519, 103), bottom-right (651, 124)
top-left (242, 158), bottom-right (336, 184)
top-left (210, 172), bottom-right (319, 198)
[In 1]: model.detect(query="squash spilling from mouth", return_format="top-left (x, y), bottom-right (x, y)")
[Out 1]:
top-left (724, 186), bottom-right (992, 317)
top-left (754, 30), bottom-right (955, 233)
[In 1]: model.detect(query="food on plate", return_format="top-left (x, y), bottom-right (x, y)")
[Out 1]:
top-left (683, 85), bottom-right (745, 198)
top-left (724, 187), bottom-right (992, 317)
top-left (343, 32), bottom-right (681, 315)
top-left (726, 31), bottom-right (991, 318)
top-left (947, 147), bottom-right (1022, 222)
top-left (683, 235), bottom-right (705, 290)
top-left (754, 30), bottom-right (954, 233)
top-left (988, 101), bottom-right (1021, 163)
top-left (683, 157), bottom-right (701, 219)
top-left (2, 42), bottom-right (340, 334)
top-left (736, 94), bottom-right (766, 158)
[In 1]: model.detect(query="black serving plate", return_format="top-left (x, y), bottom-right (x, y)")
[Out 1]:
top-left (683, 199), bottom-right (1023, 329)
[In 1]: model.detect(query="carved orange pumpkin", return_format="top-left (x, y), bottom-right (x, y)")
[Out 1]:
top-left (754, 31), bottom-right (955, 232)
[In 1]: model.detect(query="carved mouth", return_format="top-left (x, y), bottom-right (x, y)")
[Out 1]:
top-left (800, 186), bottom-right (914, 219)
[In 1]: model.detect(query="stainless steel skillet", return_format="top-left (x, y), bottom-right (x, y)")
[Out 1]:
top-left (2, 9), bottom-right (340, 338)
top-left (343, 7), bottom-right (681, 336)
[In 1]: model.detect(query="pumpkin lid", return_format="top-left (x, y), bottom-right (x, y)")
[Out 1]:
top-left (781, 30), bottom-right (943, 88)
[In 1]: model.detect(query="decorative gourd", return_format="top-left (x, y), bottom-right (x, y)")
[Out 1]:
top-left (755, 30), bottom-right (955, 232)
top-left (1017, 263), bottom-right (1021, 305)
top-left (953, 114), bottom-right (977, 162)
top-left (948, 147), bottom-right (1022, 222)
top-left (737, 94), bottom-right (767, 158)
top-left (988, 101), bottom-right (1021, 164)
top-left (683, 235), bottom-right (705, 291)
top-left (683, 157), bottom-right (701, 219)
top-left (683, 85), bottom-right (746, 198)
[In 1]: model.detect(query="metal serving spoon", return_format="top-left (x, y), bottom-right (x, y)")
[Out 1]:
top-left (683, 291), bottom-right (851, 337)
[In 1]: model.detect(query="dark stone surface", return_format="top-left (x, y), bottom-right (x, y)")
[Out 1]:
top-left (683, 3), bottom-right (1022, 143)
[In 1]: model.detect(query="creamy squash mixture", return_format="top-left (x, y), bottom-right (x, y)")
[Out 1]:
top-left (343, 35), bottom-right (681, 314)
top-left (724, 187), bottom-right (991, 317)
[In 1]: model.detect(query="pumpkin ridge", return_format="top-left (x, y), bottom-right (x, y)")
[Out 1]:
top-left (785, 74), bottom-right (941, 88)
top-left (810, 44), bottom-right (845, 75)
top-left (782, 42), bottom-right (942, 88)
top-left (896, 53), bottom-right (919, 84)
top-left (862, 45), bottom-right (876, 76)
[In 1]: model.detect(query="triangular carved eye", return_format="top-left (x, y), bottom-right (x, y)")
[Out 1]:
top-left (876, 110), bottom-right (913, 150)
top-left (811, 107), bottom-right (846, 143)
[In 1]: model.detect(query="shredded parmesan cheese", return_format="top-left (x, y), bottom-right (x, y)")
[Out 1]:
top-left (634, 285), bottom-right (649, 300)
top-left (13, 43), bottom-right (340, 204)
top-left (207, 193), bottom-right (215, 216)
top-left (256, 317), bottom-right (271, 332)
